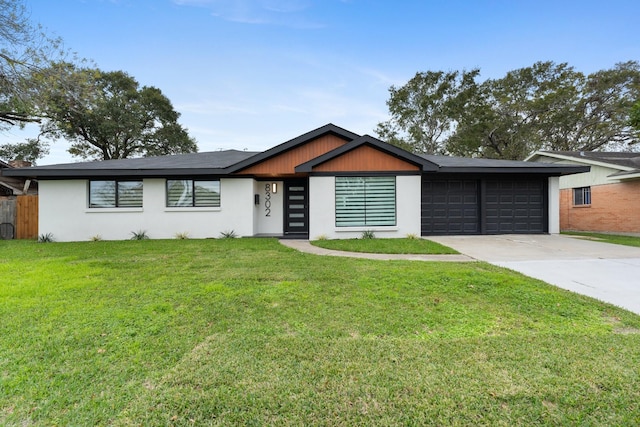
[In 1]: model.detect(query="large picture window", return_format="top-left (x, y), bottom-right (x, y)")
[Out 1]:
top-left (335, 176), bottom-right (396, 227)
top-left (573, 186), bottom-right (591, 206)
top-left (89, 180), bottom-right (143, 208)
top-left (167, 180), bottom-right (220, 207)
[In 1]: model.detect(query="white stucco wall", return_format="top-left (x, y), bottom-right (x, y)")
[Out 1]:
top-left (547, 176), bottom-right (560, 234)
top-left (308, 175), bottom-right (421, 240)
top-left (254, 180), bottom-right (284, 235)
top-left (39, 178), bottom-right (255, 241)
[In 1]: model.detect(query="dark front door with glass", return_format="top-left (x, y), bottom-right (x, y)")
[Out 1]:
top-left (284, 180), bottom-right (308, 236)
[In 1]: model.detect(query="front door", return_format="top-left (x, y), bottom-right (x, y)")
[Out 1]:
top-left (284, 179), bottom-right (308, 237)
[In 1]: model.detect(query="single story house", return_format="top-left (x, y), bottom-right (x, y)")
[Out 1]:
top-left (526, 150), bottom-right (640, 233)
top-left (2, 124), bottom-right (587, 242)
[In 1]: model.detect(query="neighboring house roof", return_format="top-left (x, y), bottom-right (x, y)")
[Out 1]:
top-left (1, 160), bottom-right (38, 195)
top-left (526, 151), bottom-right (640, 181)
top-left (2, 124), bottom-right (588, 179)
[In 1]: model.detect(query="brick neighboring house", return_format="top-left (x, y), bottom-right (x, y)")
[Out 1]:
top-left (526, 151), bottom-right (640, 233)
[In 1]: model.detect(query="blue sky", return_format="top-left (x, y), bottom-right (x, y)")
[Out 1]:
top-left (7, 0), bottom-right (640, 164)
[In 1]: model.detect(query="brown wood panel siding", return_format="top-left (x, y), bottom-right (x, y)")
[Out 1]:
top-left (16, 195), bottom-right (38, 239)
top-left (313, 145), bottom-right (420, 172)
top-left (236, 134), bottom-right (348, 176)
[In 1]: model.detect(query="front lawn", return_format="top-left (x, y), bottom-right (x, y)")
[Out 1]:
top-left (1, 238), bottom-right (639, 425)
top-left (311, 237), bottom-right (459, 254)
top-left (563, 231), bottom-right (640, 248)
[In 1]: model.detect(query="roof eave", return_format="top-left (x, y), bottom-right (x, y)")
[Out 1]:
top-left (434, 165), bottom-right (590, 175)
top-left (527, 151), bottom-right (634, 171)
top-left (609, 172), bottom-right (640, 181)
top-left (2, 168), bottom-right (230, 179)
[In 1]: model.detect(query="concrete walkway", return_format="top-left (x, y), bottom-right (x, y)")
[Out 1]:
top-left (279, 239), bottom-right (473, 262)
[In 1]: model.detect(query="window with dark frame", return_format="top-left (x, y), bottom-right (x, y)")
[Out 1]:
top-left (89, 180), bottom-right (143, 208)
top-left (335, 176), bottom-right (396, 227)
top-left (573, 186), bottom-right (591, 206)
top-left (166, 179), bottom-right (220, 207)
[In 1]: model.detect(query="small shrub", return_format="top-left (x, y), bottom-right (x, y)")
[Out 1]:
top-left (406, 233), bottom-right (419, 240)
top-left (361, 230), bottom-right (375, 239)
top-left (38, 233), bottom-right (54, 243)
top-left (315, 234), bottom-right (328, 241)
top-left (175, 231), bottom-right (190, 240)
top-left (219, 229), bottom-right (237, 239)
top-left (90, 234), bottom-right (103, 241)
top-left (130, 230), bottom-right (149, 240)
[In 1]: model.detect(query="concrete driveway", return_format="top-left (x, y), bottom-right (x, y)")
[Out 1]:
top-left (426, 234), bottom-right (640, 315)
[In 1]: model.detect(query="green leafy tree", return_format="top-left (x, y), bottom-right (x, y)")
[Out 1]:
top-left (631, 100), bottom-right (640, 130)
top-left (0, 0), bottom-right (78, 162)
top-left (378, 61), bottom-right (640, 159)
top-left (0, 138), bottom-right (48, 163)
top-left (451, 62), bottom-right (586, 159)
top-left (376, 69), bottom-right (480, 154)
top-left (0, 0), bottom-right (36, 128)
top-left (39, 66), bottom-right (197, 160)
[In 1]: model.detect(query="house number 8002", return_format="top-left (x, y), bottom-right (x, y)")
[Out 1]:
top-left (264, 183), bottom-right (271, 217)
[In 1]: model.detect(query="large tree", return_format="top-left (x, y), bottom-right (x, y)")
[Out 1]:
top-left (0, 0), bottom-right (77, 163)
top-left (0, 0), bottom-right (65, 129)
top-left (629, 101), bottom-right (640, 131)
top-left (378, 61), bottom-right (640, 160)
top-left (376, 69), bottom-right (480, 154)
top-left (39, 66), bottom-right (197, 160)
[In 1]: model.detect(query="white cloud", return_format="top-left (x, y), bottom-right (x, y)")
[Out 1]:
top-left (172, 0), bottom-right (324, 28)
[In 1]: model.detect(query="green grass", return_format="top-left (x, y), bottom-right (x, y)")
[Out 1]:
top-left (1, 238), bottom-right (640, 425)
top-left (311, 237), bottom-right (459, 254)
top-left (563, 231), bottom-right (640, 248)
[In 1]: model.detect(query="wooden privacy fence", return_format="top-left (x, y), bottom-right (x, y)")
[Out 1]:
top-left (0, 195), bottom-right (38, 239)
top-left (0, 198), bottom-right (16, 239)
top-left (16, 195), bottom-right (38, 239)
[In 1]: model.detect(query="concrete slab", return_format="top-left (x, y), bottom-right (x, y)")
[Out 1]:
top-left (426, 234), bottom-right (640, 315)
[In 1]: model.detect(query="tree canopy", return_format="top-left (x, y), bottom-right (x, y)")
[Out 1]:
top-left (0, 0), bottom-right (53, 129)
top-left (377, 61), bottom-right (640, 160)
top-left (38, 66), bottom-right (197, 160)
top-left (631, 101), bottom-right (640, 131)
top-left (0, 1), bottom-right (196, 163)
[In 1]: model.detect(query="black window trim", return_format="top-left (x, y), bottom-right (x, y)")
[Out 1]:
top-left (88, 179), bottom-right (143, 208)
top-left (166, 179), bottom-right (221, 208)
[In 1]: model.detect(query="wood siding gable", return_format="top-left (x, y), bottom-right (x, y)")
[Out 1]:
top-left (312, 145), bottom-right (420, 172)
top-left (235, 134), bottom-right (349, 176)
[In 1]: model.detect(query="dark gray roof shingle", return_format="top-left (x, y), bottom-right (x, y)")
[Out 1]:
top-left (2, 150), bottom-right (260, 178)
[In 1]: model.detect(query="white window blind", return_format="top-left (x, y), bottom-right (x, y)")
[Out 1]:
top-left (336, 176), bottom-right (396, 227)
top-left (89, 180), bottom-right (142, 208)
top-left (167, 180), bottom-right (220, 207)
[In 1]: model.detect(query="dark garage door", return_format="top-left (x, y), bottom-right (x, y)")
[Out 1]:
top-left (421, 179), bottom-right (479, 234)
top-left (422, 177), bottom-right (547, 235)
top-left (484, 179), bottom-right (546, 234)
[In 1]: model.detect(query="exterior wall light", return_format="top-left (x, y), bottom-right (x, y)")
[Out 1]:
top-left (272, 183), bottom-right (277, 193)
